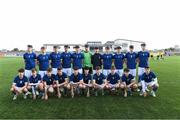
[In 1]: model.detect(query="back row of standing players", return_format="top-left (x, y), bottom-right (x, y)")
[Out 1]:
top-left (11, 43), bottom-right (159, 100)
top-left (24, 44), bottom-right (149, 79)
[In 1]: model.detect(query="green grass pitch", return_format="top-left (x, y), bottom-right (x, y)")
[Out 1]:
top-left (0, 56), bottom-right (180, 119)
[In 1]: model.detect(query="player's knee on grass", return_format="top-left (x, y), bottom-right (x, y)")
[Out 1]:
top-left (79, 84), bottom-right (83, 89)
top-left (23, 88), bottom-right (28, 92)
top-left (132, 84), bottom-right (138, 89)
top-left (48, 87), bottom-right (54, 93)
top-left (120, 84), bottom-right (125, 89)
top-left (27, 86), bottom-right (31, 90)
top-left (39, 83), bottom-right (44, 91)
top-left (152, 84), bottom-right (158, 91)
top-left (66, 84), bottom-right (71, 90)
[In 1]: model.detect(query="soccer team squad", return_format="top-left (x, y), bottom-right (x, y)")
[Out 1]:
top-left (10, 43), bottom-right (159, 100)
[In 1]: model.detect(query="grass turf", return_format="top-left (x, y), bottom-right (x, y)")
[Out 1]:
top-left (0, 56), bottom-right (180, 119)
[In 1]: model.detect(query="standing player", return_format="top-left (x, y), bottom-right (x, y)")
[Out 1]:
top-left (91, 47), bottom-right (102, 74)
top-left (54, 67), bottom-right (69, 98)
top-left (72, 45), bottom-right (84, 74)
top-left (121, 68), bottom-right (138, 97)
top-left (37, 47), bottom-right (50, 78)
top-left (81, 66), bottom-right (92, 97)
top-left (101, 46), bottom-right (113, 77)
top-left (83, 44), bottom-right (93, 74)
top-left (137, 43), bottom-right (150, 82)
top-left (10, 68), bottom-right (29, 100)
top-left (50, 46), bottom-right (61, 75)
top-left (28, 68), bottom-right (44, 100)
top-left (69, 67), bottom-right (83, 98)
top-left (92, 66), bottom-right (106, 96)
top-left (43, 68), bottom-right (56, 100)
top-left (23, 45), bottom-right (36, 78)
top-left (141, 66), bottom-right (159, 97)
top-left (125, 45), bottom-right (138, 77)
top-left (61, 45), bottom-right (72, 77)
top-left (113, 46), bottom-right (125, 77)
top-left (105, 66), bottom-right (121, 93)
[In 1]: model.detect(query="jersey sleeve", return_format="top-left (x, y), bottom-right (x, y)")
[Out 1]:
top-left (34, 53), bottom-right (37, 59)
top-left (121, 76), bottom-right (126, 82)
top-left (79, 74), bottom-right (83, 80)
top-left (152, 72), bottom-right (157, 78)
top-left (13, 77), bottom-right (17, 84)
top-left (43, 76), bottom-right (47, 82)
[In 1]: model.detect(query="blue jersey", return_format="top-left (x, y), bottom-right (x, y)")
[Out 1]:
top-left (138, 51), bottom-right (150, 67)
top-left (107, 72), bottom-right (120, 84)
top-left (37, 54), bottom-right (50, 71)
top-left (50, 52), bottom-right (61, 68)
top-left (55, 72), bottom-right (67, 84)
top-left (102, 53), bottom-right (113, 69)
top-left (141, 71), bottom-right (156, 83)
top-left (72, 52), bottom-right (84, 69)
top-left (122, 74), bottom-right (134, 85)
top-left (29, 74), bottom-right (41, 84)
top-left (113, 53), bottom-right (125, 69)
top-left (83, 73), bottom-right (92, 84)
top-left (43, 74), bottom-right (55, 85)
top-left (23, 52), bottom-right (36, 70)
top-left (125, 52), bottom-right (138, 69)
top-left (70, 73), bottom-right (83, 83)
top-left (61, 52), bottom-right (72, 68)
top-left (13, 75), bottom-right (28, 87)
top-left (93, 73), bottom-right (106, 85)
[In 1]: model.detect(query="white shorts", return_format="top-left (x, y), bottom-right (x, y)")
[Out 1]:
top-left (129, 69), bottom-right (136, 77)
top-left (25, 70), bottom-right (32, 78)
top-left (138, 67), bottom-right (145, 76)
top-left (141, 79), bottom-right (159, 92)
top-left (103, 69), bottom-right (111, 76)
top-left (15, 86), bottom-right (22, 91)
top-left (108, 84), bottom-right (118, 89)
top-left (116, 69), bottom-right (123, 77)
top-left (63, 68), bottom-right (72, 76)
top-left (52, 68), bottom-right (57, 75)
top-left (39, 71), bottom-right (47, 79)
top-left (95, 84), bottom-right (105, 89)
top-left (93, 69), bottom-right (102, 75)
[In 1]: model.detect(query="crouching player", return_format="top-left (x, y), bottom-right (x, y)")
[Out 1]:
top-left (54, 67), bottom-right (70, 98)
top-left (92, 66), bottom-right (106, 96)
top-left (141, 66), bottom-right (159, 97)
top-left (28, 68), bottom-right (44, 100)
top-left (121, 68), bottom-right (138, 97)
top-left (43, 68), bottom-right (56, 100)
top-left (69, 67), bottom-right (83, 98)
top-left (81, 66), bottom-right (92, 97)
top-left (10, 68), bottom-right (29, 100)
top-left (105, 66), bottom-right (121, 94)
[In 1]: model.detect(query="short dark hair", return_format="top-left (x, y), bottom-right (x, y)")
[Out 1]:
top-left (129, 45), bottom-right (134, 49)
top-left (18, 68), bottom-right (24, 73)
top-left (96, 66), bottom-right (101, 70)
top-left (27, 45), bottom-right (33, 48)
top-left (41, 46), bottom-right (46, 49)
top-left (124, 68), bottom-right (130, 72)
top-left (141, 43), bottom-right (146, 46)
top-left (111, 66), bottom-right (116, 70)
top-left (47, 68), bottom-right (52, 72)
top-left (73, 66), bottom-right (79, 70)
top-left (84, 66), bottom-right (89, 70)
top-left (31, 68), bottom-right (37, 73)
top-left (57, 66), bottom-right (63, 71)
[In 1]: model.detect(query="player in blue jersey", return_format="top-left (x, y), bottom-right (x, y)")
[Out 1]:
top-left (61, 45), bottom-right (72, 77)
top-left (69, 67), bottom-right (83, 98)
top-left (121, 68), bottom-right (138, 97)
top-left (23, 45), bottom-right (37, 78)
top-left (54, 67), bottom-right (69, 98)
top-left (37, 46), bottom-right (50, 78)
top-left (10, 68), bottom-right (29, 100)
top-left (141, 66), bottom-right (159, 97)
top-left (72, 45), bottom-right (84, 74)
top-left (92, 66), bottom-right (106, 96)
top-left (113, 46), bottom-right (125, 77)
top-left (42, 68), bottom-right (56, 100)
top-left (101, 46), bottom-right (113, 76)
top-left (105, 66), bottom-right (121, 93)
top-left (81, 66), bottom-right (92, 97)
top-left (27, 68), bottom-right (44, 100)
top-left (137, 43), bottom-right (150, 82)
top-left (50, 46), bottom-right (61, 75)
top-left (125, 45), bottom-right (138, 77)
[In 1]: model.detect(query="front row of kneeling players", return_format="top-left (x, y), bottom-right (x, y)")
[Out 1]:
top-left (10, 66), bottom-right (159, 100)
